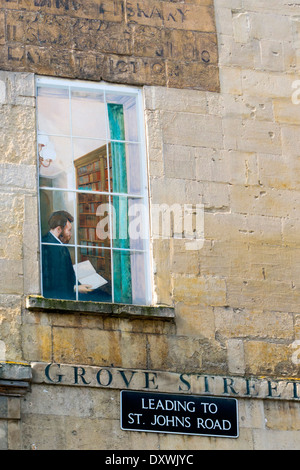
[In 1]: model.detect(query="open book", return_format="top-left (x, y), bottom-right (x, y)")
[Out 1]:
top-left (73, 260), bottom-right (107, 290)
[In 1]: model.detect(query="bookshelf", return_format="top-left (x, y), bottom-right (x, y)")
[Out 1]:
top-left (74, 144), bottom-right (112, 288)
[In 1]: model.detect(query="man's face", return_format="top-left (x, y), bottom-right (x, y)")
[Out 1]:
top-left (59, 220), bottom-right (72, 244)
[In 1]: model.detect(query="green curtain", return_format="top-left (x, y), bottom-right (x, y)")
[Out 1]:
top-left (107, 103), bottom-right (132, 304)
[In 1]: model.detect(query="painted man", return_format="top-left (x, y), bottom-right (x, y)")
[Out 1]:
top-left (41, 210), bottom-right (93, 300)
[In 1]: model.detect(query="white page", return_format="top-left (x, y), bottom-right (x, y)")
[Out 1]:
top-left (80, 272), bottom-right (107, 290)
top-left (74, 260), bottom-right (94, 278)
top-left (73, 260), bottom-right (107, 290)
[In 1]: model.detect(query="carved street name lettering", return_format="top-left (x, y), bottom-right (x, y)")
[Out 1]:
top-left (33, 362), bottom-right (300, 402)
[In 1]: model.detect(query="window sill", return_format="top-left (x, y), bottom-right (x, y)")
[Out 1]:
top-left (25, 295), bottom-right (175, 321)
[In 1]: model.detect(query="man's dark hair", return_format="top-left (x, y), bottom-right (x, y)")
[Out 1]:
top-left (48, 210), bottom-right (74, 230)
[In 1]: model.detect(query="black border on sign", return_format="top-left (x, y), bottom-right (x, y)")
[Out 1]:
top-left (120, 390), bottom-right (239, 439)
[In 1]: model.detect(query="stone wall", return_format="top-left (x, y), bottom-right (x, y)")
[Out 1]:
top-left (0, 0), bottom-right (300, 450)
top-left (0, 0), bottom-right (219, 90)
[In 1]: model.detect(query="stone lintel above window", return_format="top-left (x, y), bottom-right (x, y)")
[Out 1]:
top-left (26, 295), bottom-right (175, 321)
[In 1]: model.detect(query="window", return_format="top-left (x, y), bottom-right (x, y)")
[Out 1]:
top-left (37, 77), bottom-right (151, 305)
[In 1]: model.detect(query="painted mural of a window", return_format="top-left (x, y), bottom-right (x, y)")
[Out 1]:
top-left (37, 78), bottom-right (151, 305)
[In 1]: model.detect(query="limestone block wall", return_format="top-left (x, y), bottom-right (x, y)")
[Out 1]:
top-left (147, 0), bottom-right (300, 381)
top-left (0, 0), bottom-right (300, 450)
top-left (0, 71), bottom-right (38, 361)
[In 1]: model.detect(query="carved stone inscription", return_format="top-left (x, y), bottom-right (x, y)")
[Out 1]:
top-left (0, 0), bottom-right (219, 91)
top-left (32, 362), bottom-right (300, 402)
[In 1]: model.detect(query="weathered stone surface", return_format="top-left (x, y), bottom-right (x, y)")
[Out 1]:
top-left (0, 0), bottom-right (219, 91)
top-left (26, 295), bottom-right (175, 320)
top-left (173, 275), bottom-right (226, 307)
top-left (0, 362), bottom-right (32, 397)
top-left (1, 0), bottom-right (300, 451)
top-left (215, 308), bottom-right (294, 340)
top-left (30, 362), bottom-right (300, 403)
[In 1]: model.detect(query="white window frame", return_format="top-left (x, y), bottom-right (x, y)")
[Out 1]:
top-left (36, 76), bottom-right (152, 306)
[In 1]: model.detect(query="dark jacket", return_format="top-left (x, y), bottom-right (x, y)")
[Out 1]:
top-left (41, 232), bottom-right (76, 300)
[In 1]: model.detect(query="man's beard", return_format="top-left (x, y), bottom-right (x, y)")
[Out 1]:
top-left (59, 228), bottom-right (71, 244)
